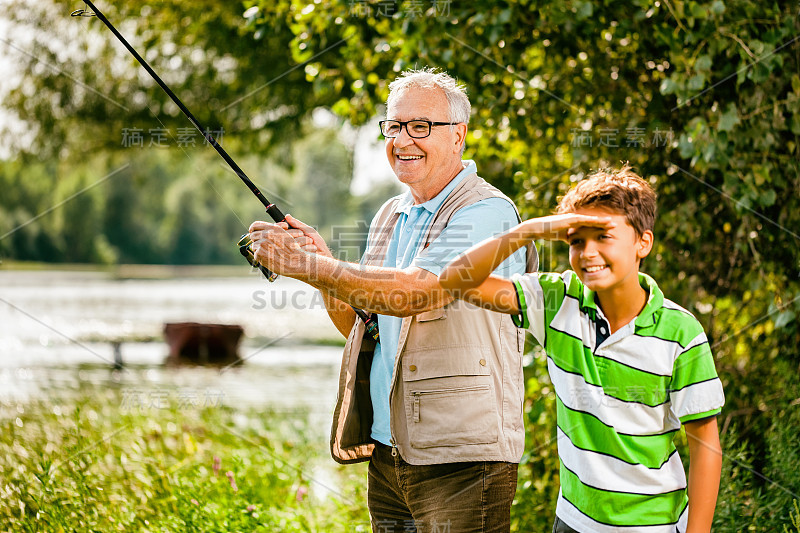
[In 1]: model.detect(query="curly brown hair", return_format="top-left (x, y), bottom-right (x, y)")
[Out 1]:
top-left (557, 164), bottom-right (657, 237)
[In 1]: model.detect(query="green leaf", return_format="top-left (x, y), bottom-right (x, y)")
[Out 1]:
top-left (702, 142), bottom-right (716, 162)
top-left (774, 310), bottom-right (796, 330)
top-left (718, 104), bottom-right (740, 132)
top-left (678, 134), bottom-right (696, 158)
top-left (574, 1), bottom-right (593, 20)
top-left (688, 74), bottom-right (705, 91)
top-left (791, 114), bottom-right (800, 136)
top-left (747, 39), bottom-right (766, 56)
top-left (759, 189), bottom-right (777, 207)
top-left (689, 2), bottom-right (708, 19)
top-left (792, 75), bottom-right (800, 95)
top-left (660, 77), bottom-right (678, 95)
top-left (695, 55), bottom-right (712, 72)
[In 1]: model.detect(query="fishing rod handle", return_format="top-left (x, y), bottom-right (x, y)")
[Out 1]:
top-left (266, 204), bottom-right (285, 224)
top-left (237, 234), bottom-right (278, 282)
top-left (235, 204), bottom-right (286, 282)
top-left (354, 308), bottom-right (380, 341)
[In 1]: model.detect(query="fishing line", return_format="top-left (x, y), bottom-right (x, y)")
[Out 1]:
top-left (71, 1), bottom-right (379, 340)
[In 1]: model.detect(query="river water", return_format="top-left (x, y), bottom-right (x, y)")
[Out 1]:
top-left (0, 267), bottom-right (344, 415)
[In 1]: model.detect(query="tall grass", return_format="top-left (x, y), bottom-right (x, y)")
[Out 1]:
top-left (3, 366), bottom-right (798, 532)
top-left (0, 386), bottom-right (368, 532)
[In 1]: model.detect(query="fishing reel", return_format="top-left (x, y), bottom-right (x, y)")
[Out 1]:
top-left (238, 234), bottom-right (278, 282)
top-left (238, 233), bottom-right (379, 341)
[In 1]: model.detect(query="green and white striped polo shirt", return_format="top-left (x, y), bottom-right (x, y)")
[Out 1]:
top-left (513, 270), bottom-right (724, 533)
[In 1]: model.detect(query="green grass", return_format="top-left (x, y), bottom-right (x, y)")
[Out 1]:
top-left (0, 386), bottom-right (369, 532)
top-left (3, 364), bottom-right (797, 532)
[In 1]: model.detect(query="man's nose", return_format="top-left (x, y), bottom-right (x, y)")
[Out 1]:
top-left (393, 125), bottom-right (415, 147)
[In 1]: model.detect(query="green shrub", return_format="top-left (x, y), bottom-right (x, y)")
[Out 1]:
top-left (785, 500), bottom-right (800, 533)
top-left (512, 346), bottom-right (560, 531)
top-left (713, 393), bottom-right (800, 532)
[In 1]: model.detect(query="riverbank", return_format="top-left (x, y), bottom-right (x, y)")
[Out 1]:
top-left (0, 266), bottom-right (373, 530)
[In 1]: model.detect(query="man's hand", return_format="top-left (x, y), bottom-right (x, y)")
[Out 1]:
top-left (281, 214), bottom-right (333, 257)
top-left (519, 213), bottom-right (615, 242)
top-left (248, 220), bottom-right (312, 277)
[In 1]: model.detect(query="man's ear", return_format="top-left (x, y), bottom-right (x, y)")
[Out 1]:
top-left (637, 230), bottom-right (654, 260)
top-left (453, 123), bottom-right (468, 154)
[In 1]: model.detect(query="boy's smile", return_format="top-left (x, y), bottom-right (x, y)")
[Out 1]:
top-left (567, 207), bottom-right (653, 297)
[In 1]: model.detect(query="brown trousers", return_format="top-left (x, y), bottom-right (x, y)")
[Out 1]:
top-left (367, 442), bottom-right (518, 533)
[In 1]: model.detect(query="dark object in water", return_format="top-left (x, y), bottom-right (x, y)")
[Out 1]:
top-left (112, 340), bottom-right (124, 369)
top-left (164, 322), bottom-right (243, 367)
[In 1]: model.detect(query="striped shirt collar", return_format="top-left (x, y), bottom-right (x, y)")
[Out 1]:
top-left (578, 272), bottom-right (664, 328)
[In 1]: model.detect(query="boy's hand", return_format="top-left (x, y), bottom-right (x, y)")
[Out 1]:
top-left (520, 214), bottom-right (615, 242)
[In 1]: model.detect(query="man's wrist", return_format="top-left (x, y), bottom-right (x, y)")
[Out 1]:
top-left (294, 252), bottom-right (338, 289)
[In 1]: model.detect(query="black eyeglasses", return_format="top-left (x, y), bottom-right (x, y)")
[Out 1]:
top-left (379, 119), bottom-right (460, 139)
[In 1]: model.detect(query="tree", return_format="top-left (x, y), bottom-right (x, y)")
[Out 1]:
top-left (2, 1), bottom-right (798, 525)
top-left (241, 1), bottom-right (798, 527)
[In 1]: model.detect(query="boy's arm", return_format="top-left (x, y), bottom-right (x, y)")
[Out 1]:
top-left (438, 214), bottom-right (615, 314)
top-left (684, 416), bottom-right (722, 533)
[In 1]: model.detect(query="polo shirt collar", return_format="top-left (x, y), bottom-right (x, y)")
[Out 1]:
top-left (634, 273), bottom-right (663, 327)
top-left (395, 160), bottom-right (477, 215)
top-left (578, 272), bottom-right (663, 327)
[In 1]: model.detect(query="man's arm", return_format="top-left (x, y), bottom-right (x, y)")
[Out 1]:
top-left (439, 213), bottom-right (615, 313)
top-left (319, 292), bottom-right (357, 338)
top-left (684, 416), bottom-right (722, 533)
top-left (249, 218), bottom-right (450, 318)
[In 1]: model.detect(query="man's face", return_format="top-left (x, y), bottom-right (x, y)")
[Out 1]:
top-left (384, 87), bottom-right (466, 193)
top-left (567, 207), bottom-right (653, 295)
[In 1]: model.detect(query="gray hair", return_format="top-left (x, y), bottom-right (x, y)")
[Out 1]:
top-left (386, 67), bottom-right (471, 125)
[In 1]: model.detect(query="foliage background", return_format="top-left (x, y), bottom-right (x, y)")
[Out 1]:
top-left (1, 0), bottom-right (799, 530)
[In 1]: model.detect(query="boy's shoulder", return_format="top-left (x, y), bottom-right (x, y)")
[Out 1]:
top-left (641, 277), bottom-right (709, 349)
top-left (518, 270), bottom-right (583, 303)
top-left (523, 270), bottom-right (581, 289)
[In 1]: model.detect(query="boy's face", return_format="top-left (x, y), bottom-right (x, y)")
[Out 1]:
top-left (567, 207), bottom-right (653, 295)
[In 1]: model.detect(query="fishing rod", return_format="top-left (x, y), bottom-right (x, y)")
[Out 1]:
top-left (72, 0), bottom-right (379, 341)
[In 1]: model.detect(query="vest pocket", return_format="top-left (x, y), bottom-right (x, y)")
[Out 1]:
top-left (415, 307), bottom-right (446, 322)
top-left (406, 384), bottom-right (498, 448)
top-left (401, 346), bottom-right (499, 449)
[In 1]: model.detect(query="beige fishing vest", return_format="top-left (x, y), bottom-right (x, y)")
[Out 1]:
top-left (330, 173), bottom-right (538, 465)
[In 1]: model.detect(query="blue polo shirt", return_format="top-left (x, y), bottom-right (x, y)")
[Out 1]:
top-left (369, 160), bottom-right (527, 446)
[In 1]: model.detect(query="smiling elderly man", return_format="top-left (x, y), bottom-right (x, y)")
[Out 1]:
top-left (249, 68), bottom-right (536, 533)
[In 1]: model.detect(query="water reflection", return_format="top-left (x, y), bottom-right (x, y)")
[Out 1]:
top-left (0, 268), bottom-right (344, 414)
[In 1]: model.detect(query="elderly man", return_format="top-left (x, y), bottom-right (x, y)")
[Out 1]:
top-left (249, 68), bottom-right (536, 532)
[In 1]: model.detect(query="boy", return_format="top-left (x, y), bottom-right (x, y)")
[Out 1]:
top-left (439, 166), bottom-right (724, 533)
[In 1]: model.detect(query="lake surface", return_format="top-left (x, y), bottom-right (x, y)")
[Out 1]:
top-left (0, 267), bottom-right (345, 415)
